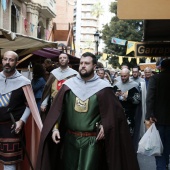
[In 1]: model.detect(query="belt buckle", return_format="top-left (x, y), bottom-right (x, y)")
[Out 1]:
top-left (79, 132), bottom-right (83, 137)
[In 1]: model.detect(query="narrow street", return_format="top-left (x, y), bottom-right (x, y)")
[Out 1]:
top-left (138, 154), bottom-right (156, 170)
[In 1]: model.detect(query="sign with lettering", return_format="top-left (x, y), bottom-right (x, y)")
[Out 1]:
top-left (135, 43), bottom-right (170, 57)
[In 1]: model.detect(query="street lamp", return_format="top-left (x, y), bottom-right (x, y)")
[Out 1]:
top-left (94, 31), bottom-right (101, 55)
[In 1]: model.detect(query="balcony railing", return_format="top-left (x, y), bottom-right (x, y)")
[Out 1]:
top-left (34, 0), bottom-right (56, 18)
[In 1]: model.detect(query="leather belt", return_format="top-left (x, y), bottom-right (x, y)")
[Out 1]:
top-left (68, 129), bottom-right (97, 137)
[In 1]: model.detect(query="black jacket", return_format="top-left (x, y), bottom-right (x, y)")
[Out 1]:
top-left (146, 70), bottom-right (170, 125)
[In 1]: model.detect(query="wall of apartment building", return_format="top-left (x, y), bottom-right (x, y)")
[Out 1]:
top-left (0, 3), bottom-right (2, 28)
top-left (0, 0), bottom-right (55, 40)
top-left (73, 0), bottom-right (115, 57)
top-left (53, 0), bottom-right (74, 30)
top-left (2, 5), bottom-right (10, 30)
top-left (0, 1), bottom-right (26, 34)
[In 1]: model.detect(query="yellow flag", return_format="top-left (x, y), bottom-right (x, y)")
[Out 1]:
top-left (126, 41), bottom-right (136, 55)
top-left (102, 53), bottom-right (108, 60)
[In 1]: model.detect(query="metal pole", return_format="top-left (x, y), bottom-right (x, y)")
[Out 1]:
top-left (96, 41), bottom-right (98, 55)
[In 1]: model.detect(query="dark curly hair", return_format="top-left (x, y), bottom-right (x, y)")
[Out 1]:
top-left (81, 52), bottom-right (97, 65)
top-left (32, 63), bottom-right (45, 80)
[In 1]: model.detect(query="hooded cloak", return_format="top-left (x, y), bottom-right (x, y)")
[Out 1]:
top-left (36, 80), bottom-right (139, 170)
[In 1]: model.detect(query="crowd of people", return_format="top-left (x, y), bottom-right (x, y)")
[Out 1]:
top-left (0, 50), bottom-right (169, 170)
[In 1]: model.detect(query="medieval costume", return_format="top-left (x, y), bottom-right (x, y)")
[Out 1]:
top-left (113, 80), bottom-right (141, 136)
top-left (41, 67), bottom-right (78, 120)
top-left (0, 71), bottom-right (42, 170)
top-left (129, 78), bottom-right (147, 151)
top-left (36, 74), bottom-right (139, 170)
top-left (130, 76), bottom-right (145, 84)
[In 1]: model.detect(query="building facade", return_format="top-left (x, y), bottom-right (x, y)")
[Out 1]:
top-left (53, 0), bottom-right (75, 55)
top-left (73, 0), bottom-right (114, 57)
top-left (0, 0), bottom-right (56, 40)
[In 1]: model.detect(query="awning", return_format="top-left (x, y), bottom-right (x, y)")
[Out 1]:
top-left (32, 48), bottom-right (61, 58)
top-left (16, 48), bottom-right (80, 71)
top-left (32, 48), bottom-right (80, 63)
top-left (0, 28), bottom-right (58, 56)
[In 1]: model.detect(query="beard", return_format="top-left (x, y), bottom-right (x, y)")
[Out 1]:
top-left (3, 64), bottom-right (16, 73)
top-left (122, 78), bottom-right (129, 83)
top-left (79, 68), bottom-right (94, 78)
top-left (133, 75), bottom-right (138, 79)
top-left (60, 63), bottom-right (67, 67)
top-left (59, 60), bottom-right (69, 68)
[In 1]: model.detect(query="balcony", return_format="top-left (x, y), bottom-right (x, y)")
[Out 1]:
top-left (33, 0), bottom-right (56, 18)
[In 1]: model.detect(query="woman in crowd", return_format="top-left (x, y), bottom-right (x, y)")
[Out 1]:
top-left (31, 64), bottom-right (46, 111)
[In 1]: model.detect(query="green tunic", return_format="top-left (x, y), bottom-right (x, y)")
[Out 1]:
top-left (62, 91), bottom-right (103, 170)
top-left (64, 91), bottom-right (101, 131)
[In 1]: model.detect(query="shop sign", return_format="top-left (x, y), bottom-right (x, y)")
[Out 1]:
top-left (135, 43), bottom-right (170, 57)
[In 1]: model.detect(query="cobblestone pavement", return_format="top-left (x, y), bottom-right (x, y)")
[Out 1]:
top-left (138, 153), bottom-right (156, 170)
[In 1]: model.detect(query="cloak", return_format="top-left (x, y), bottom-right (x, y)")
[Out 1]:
top-left (36, 85), bottom-right (139, 170)
top-left (114, 79), bottom-right (139, 92)
top-left (131, 81), bottom-right (147, 152)
top-left (41, 67), bottom-right (78, 102)
top-left (40, 73), bottom-right (56, 103)
top-left (40, 68), bottom-right (77, 121)
top-left (21, 85), bottom-right (42, 170)
top-left (0, 71), bottom-right (42, 170)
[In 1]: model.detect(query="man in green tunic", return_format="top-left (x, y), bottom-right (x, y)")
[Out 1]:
top-left (36, 52), bottom-right (139, 170)
top-left (52, 52), bottom-right (108, 170)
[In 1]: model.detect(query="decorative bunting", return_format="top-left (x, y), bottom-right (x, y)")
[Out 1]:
top-left (13, 3), bottom-right (20, 21)
top-left (31, 23), bottom-right (35, 32)
top-left (24, 18), bottom-right (28, 32)
top-left (111, 37), bottom-right (127, 46)
top-left (126, 41), bottom-right (136, 55)
top-left (45, 29), bottom-right (50, 40)
top-left (2, 0), bottom-right (7, 11)
top-left (1, 0), bottom-right (54, 35)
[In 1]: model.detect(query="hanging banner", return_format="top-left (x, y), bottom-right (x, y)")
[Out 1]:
top-left (135, 42), bottom-right (170, 57)
top-left (2, 0), bottom-right (7, 11)
top-left (111, 37), bottom-right (127, 46)
top-left (126, 41), bottom-right (136, 54)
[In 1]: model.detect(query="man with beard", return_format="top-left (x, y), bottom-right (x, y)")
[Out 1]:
top-left (36, 52), bottom-right (139, 170)
top-left (40, 53), bottom-right (78, 121)
top-left (114, 64), bottom-right (129, 84)
top-left (0, 51), bottom-right (42, 170)
top-left (113, 68), bottom-right (141, 150)
top-left (130, 66), bottom-right (145, 84)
